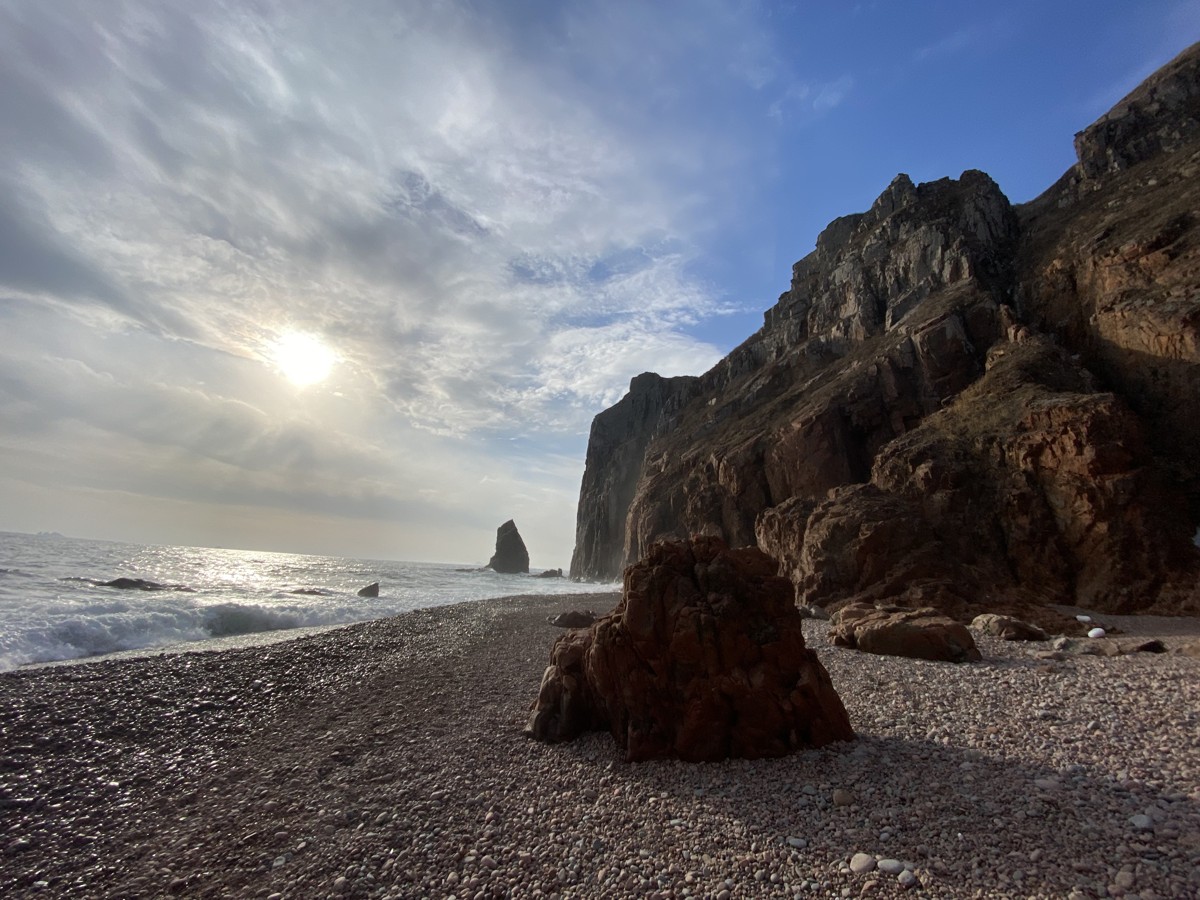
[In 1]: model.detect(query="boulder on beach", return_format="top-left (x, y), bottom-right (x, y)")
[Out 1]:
top-left (546, 610), bottom-right (595, 628)
top-left (487, 520), bottom-right (530, 574)
top-left (971, 613), bottom-right (1048, 641)
top-left (830, 603), bottom-right (982, 663)
top-left (526, 536), bottom-right (854, 762)
top-left (357, 582), bottom-right (380, 597)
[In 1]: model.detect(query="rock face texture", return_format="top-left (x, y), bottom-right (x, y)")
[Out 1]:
top-left (570, 373), bottom-right (700, 581)
top-left (487, 520), bottom-right (530, 574)
top-left (569, 42), bottom-right (1200, 619)
top-left (526, 537), bottom-right (854, 761)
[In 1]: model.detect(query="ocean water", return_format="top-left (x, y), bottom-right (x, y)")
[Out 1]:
top-left (0, 531), bottom-right (616, 671)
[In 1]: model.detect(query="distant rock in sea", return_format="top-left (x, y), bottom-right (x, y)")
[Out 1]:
top-left (534, 568), bottom-right (564, 578)
top-left (357, 582), bottom-right (380, 597)
top-left (97, 577), bottom-right (192, 592)
top-left (487, 520), bottom-right (530, 574)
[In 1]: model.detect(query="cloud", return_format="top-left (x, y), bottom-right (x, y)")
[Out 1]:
top-left (768, 75), bottom-right (854, 122)
top-left (914, 26), bottom-right (983, 62)
top-left (0, 0), bottom-right (827, 561)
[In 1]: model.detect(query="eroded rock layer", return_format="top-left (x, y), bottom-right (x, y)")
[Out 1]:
top-left (570, 42), bottom-right (1200, 618)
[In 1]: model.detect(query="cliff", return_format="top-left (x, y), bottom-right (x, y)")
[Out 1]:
top-left (569, 42), bottom-right (1200, 617)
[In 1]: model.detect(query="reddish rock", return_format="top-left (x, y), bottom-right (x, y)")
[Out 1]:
top-left (526, 537), bottom-right (854, 762)
top-left (830, 603), bottom-right (982, 663)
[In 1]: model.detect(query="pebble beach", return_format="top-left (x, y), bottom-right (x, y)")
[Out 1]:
top-left (2, 593), bottom-right (1198, 900)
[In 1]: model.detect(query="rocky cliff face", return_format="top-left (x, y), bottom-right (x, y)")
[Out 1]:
top-left (569, 372), bottom-right (700, 581)
top-left (569, 42), bottom-right (1200, 617)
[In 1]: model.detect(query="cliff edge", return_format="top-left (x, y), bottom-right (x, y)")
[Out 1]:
top-left (569, 42), bottom-right (1200, 617)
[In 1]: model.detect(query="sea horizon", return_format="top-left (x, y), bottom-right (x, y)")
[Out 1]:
top-left (0, 530), bottom-right (616, 672)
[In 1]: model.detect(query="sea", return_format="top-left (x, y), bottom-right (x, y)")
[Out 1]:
top-left (0, 531), bottom-right (617, 672)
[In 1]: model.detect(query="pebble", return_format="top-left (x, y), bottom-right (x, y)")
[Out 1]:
top-left (1130, 815), bottom-right (1155, 832)
top-left (876, 858), bottom-right (904, 875)
top-left (1088, 627), bottom-right (1107, 638)
top-left (3, 598), bottom-right (1198, 900)
top-left (832, 788), bottom-right (854, 806)
top-left (849, 853), bottom-right (877, 875)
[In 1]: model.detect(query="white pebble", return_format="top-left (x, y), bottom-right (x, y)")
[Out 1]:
top-left (1075, 615), bottom-right (1092, 623)
top-left (1087, 627), bottom-right (1106, 638)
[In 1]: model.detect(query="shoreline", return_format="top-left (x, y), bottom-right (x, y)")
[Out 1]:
top-left (1, 595), bottom-right (1197, 898)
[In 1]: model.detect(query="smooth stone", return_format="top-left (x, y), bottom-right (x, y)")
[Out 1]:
top-left (849, 853), bottom-right (876, 875)
top-left (898, 869), bottom-right (918, 889)
top-left (1087, 627), bottom-right (1106, 638)
top-left (787, 836), bottom-right (808, 849)
top-left (832, 788), bottom-right (854, 806)
top-left (877, 858), bottom-right (905, 875)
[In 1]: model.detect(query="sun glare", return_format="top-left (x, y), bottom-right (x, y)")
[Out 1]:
top-left (269, 331), bottom-right (337, 387)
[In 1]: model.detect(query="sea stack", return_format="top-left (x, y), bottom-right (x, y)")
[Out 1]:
top-left (488, 519), bottom-right (530, 574)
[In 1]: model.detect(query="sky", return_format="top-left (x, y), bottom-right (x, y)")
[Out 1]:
top-left (0, 1), bottom-right (1196, 568)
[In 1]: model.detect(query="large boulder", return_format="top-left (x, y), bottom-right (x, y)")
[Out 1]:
top-left (525, 536), bottom-right (854, 762)
top-left (830, 603), bottom-right (982, 663)
top-left (487, 520), bottom-right (530, 574)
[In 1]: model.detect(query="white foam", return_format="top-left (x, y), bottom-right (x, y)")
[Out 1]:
top-left (0, 532), bottom-right (617, 671)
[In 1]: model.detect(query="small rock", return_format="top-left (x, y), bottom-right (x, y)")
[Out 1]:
top-left (1129, 814), bottom-right (1154, 831)
top-left (334, 876), bottom-right (347, 891)
top-left (898, 869), bottom-right (918, 889)
top-left (876, 859), bottom-right (904, 876)
top-left (849, 853), bottom-right (876, 875)
top-left (1087, 627), bottom-right (1106, 638)
top-left (1075, 615), bottom-right (1092, 624)
top-left (833, 788), bottom-right (855, 806)
top-left (787, 836), bottom-right (808, 849)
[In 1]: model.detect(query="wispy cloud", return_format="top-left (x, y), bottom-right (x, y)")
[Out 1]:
top-left (0, 0), bottom-right (804, 560)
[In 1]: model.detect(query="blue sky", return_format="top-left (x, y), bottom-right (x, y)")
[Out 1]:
top-left (0, 0), bottom-right (1196, 567)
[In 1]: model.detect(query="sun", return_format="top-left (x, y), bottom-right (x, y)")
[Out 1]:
top-left (268, 331), bottom-right (337, 387)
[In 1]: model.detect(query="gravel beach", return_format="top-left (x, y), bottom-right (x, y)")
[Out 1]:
top-left (2, 593), bottom-right (1198, 900)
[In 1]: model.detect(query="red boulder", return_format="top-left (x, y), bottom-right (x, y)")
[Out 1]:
top-left (526, 536), bottom-right (854, 761)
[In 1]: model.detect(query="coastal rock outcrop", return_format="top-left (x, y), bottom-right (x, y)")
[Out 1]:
top-left (357, 582), bottom-right (380, 597)
top-left (569, 42), bottom-right (1200, 621)
top-left (487, 520), bottom-right (530, 574)
top-left (526, 536), bottom-right (854, 761)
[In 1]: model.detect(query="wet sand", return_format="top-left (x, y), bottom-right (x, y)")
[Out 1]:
top-left (1, 593), bottom-right (1198, 899)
